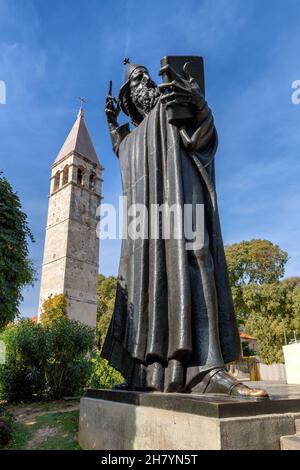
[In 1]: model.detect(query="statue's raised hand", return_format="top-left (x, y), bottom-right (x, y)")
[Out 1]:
top-left (158, 62), bottom-right (205, 116)
top-left (105, 80), bottom-right (120, 126)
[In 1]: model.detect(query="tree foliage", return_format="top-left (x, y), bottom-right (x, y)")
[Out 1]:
top-left (44, 318), bottom-right (95, 399)
top-left (225, 239), bottom-right (289, 325)
top-left (89, 351), bottom-right (123, 389)
top-left (95, 274), bottom-right (124, 386)
top-left (0, 173), bottom-right (35, 329)
top-left (40, 294), bottom-right (68, 325)
top-left (0, 318), bottom-right (95, 402)
top-left (0, 405), bottom-right (14, 448)
top-left (225, 239), bottom-right (288, 286)
top-left (96, 274), bottom-right (117, 350)
top-left (225, 239), bottom-right (300, 364)
top-left (245, 313), bottom-right (288, 364)
top-left (0, 320), bottom-right (47, 400)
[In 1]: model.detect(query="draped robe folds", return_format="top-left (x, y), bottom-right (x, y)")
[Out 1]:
top-left (101, 99), bottom-right (241, 392)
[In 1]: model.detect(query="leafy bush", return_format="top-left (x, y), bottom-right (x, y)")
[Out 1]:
top-left (245, 312), bottom-right (287, 364)
top-left (0, 405), bottom-right (14, 447)
top-left (89, 351), bottom-right (123, 389)
top-left (96, 275), bottom-right (117, 350)
top-left (0, 318), bottom-right (95, 402)
top-left (0, 320), bottom-right (47, 401)
top-left (44, 319), bottom-right (95, 399)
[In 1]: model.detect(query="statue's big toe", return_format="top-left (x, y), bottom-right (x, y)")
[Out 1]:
top-left (230, 383), bottom-right (269, 398)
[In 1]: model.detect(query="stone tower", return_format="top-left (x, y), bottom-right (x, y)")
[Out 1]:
top-left (38, 107), bottom-right (102, 327)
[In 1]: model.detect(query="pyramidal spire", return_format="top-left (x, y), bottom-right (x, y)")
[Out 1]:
top-left (78, 106), bottom-right (84, 118)
top-left (54, 107), bottom-right (100, 165)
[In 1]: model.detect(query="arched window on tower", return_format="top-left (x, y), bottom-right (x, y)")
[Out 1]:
top-left (53, 171), bottom-right (60, 192)
top-left (77, 167), bottom-right (84, 186)
top-left (62, 165), bottom-right (69, 185)
top-left (89, 173), bottom-right (95, 191)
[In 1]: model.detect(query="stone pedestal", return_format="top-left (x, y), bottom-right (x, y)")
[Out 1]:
top-left (79, 387), bottom-right (300, 450)
top-left (283, 343), bottom-right (300, 384)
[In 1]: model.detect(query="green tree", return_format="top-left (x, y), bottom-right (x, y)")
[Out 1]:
top-left (245, 313), bottom-right (288, 364)
top-left (225, 240), bottom-right (300, 363)
top-left (0, 173), bottom-right (35, 328)
top-left (95, 274), bottom-right (124, 387)
top-left (285, 280), bottom-right (300, 335)
top-left (40, 294), bottom-right (68, 325)
top-left (225, 239), bottom-right (288, 286)
top-left (89, 352), bottom-right (123, 389)
top-left (243, 280), bottom-right (300, 363)
top-left (96, 274), bottom-right (117, 349)
top-left (225, 239), bottom-right (288, 325)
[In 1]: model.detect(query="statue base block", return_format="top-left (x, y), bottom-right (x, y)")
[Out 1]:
top-left (79, 385), bottom-right (300, 450)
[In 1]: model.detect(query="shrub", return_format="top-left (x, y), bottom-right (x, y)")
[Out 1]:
top-left (96, 275), bottom-right (117, 350)
top-left (0, 320), bottom-right (47, 401)
top-left (89, 351), bottom-right (123, 389)
top-left (0, 318), bottom-right (95, 402)
top-left (0, 405), bottom-right (14, 447)
top-left (44, 319), bottom-right (95, 399)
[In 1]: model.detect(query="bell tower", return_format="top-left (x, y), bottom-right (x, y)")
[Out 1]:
top-left (38, 107), bottom-right (102, 327)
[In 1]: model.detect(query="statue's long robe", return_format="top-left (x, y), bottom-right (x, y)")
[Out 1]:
top-left (101, 100), bottom-right (241, 392)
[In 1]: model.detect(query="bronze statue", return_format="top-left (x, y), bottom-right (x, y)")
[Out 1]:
top-left (102, 56), bottom-right (268, 398)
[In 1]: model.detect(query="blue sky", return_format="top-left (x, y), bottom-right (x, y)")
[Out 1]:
top-left (1, 0), bottom-right (300, 317)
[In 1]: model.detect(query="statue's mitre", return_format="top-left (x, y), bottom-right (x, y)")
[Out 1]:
top-left (124, 62), bottom-right (148, 83)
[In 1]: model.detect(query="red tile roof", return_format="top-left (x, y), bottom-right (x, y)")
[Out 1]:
top-left (240, 332), bottom-right (256, 340)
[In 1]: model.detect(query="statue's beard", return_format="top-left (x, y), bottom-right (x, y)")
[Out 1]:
top-left (131, 84), bottom-right (160, 115)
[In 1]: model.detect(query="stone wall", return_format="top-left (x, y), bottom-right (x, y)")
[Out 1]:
top-left (38, 150), bottom-right (101, 328)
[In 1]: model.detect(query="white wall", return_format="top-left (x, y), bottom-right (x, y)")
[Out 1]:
top-left (258, 363), bottom-right (287, 382)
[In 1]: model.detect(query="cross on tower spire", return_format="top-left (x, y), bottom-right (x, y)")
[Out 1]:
top-left (79, 96), bottom-right (86, 108)
top-left (78, 97), bottom-right (86, 118)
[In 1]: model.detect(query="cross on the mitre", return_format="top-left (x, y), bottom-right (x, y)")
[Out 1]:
top-left (123, 58), bottom-right (130, 65)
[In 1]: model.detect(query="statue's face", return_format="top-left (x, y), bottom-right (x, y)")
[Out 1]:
top-left (129, 67), bottom-right (159, 116)
top-left (129, 68), bottom-right (154, 91)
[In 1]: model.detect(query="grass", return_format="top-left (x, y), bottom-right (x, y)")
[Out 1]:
top-left (4, 406), bottom-right (80, 450)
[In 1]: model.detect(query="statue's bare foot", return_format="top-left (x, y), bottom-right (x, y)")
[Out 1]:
top-left (200, 368), bottom-right (269, 399)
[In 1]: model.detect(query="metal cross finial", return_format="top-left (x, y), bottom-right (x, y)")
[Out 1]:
top-left (79, 96), bottom-right (86, 109)
top-left (123, 58), bottom-right (130, 65)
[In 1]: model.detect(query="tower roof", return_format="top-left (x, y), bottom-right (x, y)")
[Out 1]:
top-left (54, 108), bottom-right (100, 166)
